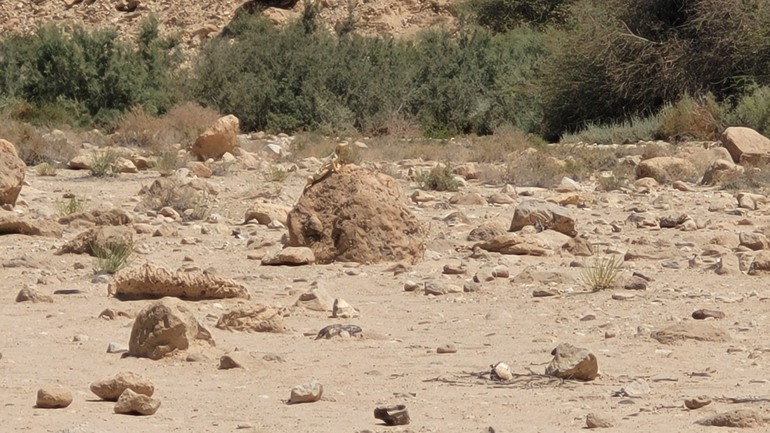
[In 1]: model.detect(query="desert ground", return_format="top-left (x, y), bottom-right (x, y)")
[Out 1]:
top-left (2, 132), bottom-right (770, 433)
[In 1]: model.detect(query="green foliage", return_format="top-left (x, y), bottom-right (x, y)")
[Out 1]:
top-left (35, 162), bottom-right (57, 176)
top-left (264, 165), bottom-right (288, 182)
top-left (725, 85), bottom-right (770, 137)
top-left (192, 13), bottom-right (545, 137)
top-left (415, 163), bottom-right (461, 191)
top-left (460, 0), bottom-right (577, 32)
top-left (0, 17), bottom-right (182, 126)
top-left (91, 240), bottom-right (133, 273)
top-left (55, 195), bottom-right (87, 216)
top-left (560, 114), bottom-right (662, 144)
top-left (582, 253), bottom-right (623, 292)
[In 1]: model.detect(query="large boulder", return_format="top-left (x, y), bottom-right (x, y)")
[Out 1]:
top-left (721, 126), bottom-right (770, 164)
top-left (0, 139), bottom-right (25, 206)
top-left (0, 214), bottom-right (62, 238)
top-left (509, 199), bottom-right (577, 237)
top-left (109, 263), bottom-right (250, 300)
top-left (128, 298), bottom-right (214, 360)
top-left (287, 165), bottom-right (424, 264)
top-left (191, 115), bottom-right (239, 160)
top-left (635, 157), bottom-right (695, 182)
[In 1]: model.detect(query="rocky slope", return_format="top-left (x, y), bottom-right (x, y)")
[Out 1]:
top-left (0, 0), bottom-right (456, 45)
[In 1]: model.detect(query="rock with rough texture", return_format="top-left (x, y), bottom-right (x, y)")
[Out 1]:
top-left (685, 396), bottom-right (712, 410)
top-left (56, 225), bottom-right (133, 256)
top-left (216, 304), bottom-right (286, 332)
top-left (586, 413), bottom-right (613, 429)
top-left (261, 247), bottom-right (315, 266)
top-left (109, 263), bottom-right (250, 300)
top-left (749, 250), bottom-right (770, 275)
top-left (467, 218), bottom-right (508, 242)
top-left (374, 404), bottom-right (411, 426)
top-left (491, 362), bottom-right (513, 381)
top-left (289, 380), bottom-right (323, 404)
top-left (651, 322), bottom-right (731, 344)
top-left (16, 286), bottom-right (53, 303)
top-left (0, 214), bottom-right (62, 237)
top-left (510, 199), bottom-right (577, 237)
top-left (191, 115), bottom-right (239, 160)
top-left (127, 298), bottom-right (214, 360)
top-left (0, 139), bottom-right (25, 206)
top-left (473, 233), bottom-right (551, 256)
top-left (114, 388), bottom-right (161, 416)
top-left (244, 202), bottom-right (291, 225)
top-left (635, 157), bottom-right (696, 181)
top-left (701, 159), bottom-right (744, 186)
top-left (59, 208), bottom-right (134, 226)
top-left (696, 409), bottom-right (765, 428)
top-left (739, 232), bottom-right (770, 250)
top-left (332, 298), bottom-right (359, 318)
top-left (90, 372), bottom-right (154, 401)
top-left (287, 165), bottom-right (424, 264)
top-left (545, 343), bottom-right (599, 381)
top-left (294, 284), bottom-right (334, 312)
top-left (722, 126), bottom-right (770, 164)
top-left (36, 385), bottom-right (73, 408)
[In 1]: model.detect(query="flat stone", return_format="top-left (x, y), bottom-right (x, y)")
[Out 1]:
top-left (696, 409), bottom-right (764, 428)
top-left (586, 413), bottom-right (613, 428)
top-left (692, 309), bottom-right (726, 320)
top-left (436, 343), bottom-right (457, 354)
top-left (685, 395), bottom-right (712, 410)
top-left (219, 353), bottom-right (247, 370)
top-left (107, 342), bottom-right (128, 353)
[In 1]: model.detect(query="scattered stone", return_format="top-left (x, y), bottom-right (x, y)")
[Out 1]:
top-left (219, 353), bottom-right (247, 370)
top-left (128, 298), bottom-right (214, 360)
top-left (16, 286), bottom-right (53, 303)
top-left (442, 263), bottom-right (466, 275)
top-left (261, 247), bottom-right (316, 265)
top-left (449, 191), bottom-right (487, 206)
top-left (612, 292), bottom-right (635, 301)
top-left (545, 343), bottom-right (599, 381)
top-left (696, 409), bottom-right (764, 428)
top-left (315, 324), bottom-right (362, 339)
top-left (191, 115), bottom-right (239, 160)
top-left (474, 267), bottom-right (496, 282)
top-left (36, 385), bottom-right (73, 408)
top-left (374, 404), bottom-right (410, 426)
top-left (287, 165), bottom-right (424, 264)
top-left (585, 413), bottom-right (613, 429)
top-left (467, 218), bottom-right (509, 242)
top-left (404, 280), bottom-right (420, 292)
top-left (387, 262), bottom-right (411, 275)
top-left (749, 250), bottom-right (770, 275)
top-left (289, 380), bottom-right (323, 404)
top-left (216, 304), bottom-right (286, 333)
top-left (532, 288), bottom-right (559, 297)
top-left (739, 232), bottom-right (770, 250)
top-left (621, 378), bottom-right (650, 397)
top-left (59, 207), bottom-right (133, 226)
top-left (651, 322), bottom-right (731, 344)
top-left (510, 199), bottom-right (577, 237)
top-left (490, 362), bottom-right (512, 381)
top-left (685, 396), bottom-right (712, 410)
top-left (90, 372), bottom-right (154, 401)
top-left (107, 342), bottom-right (128, 353)
top-left (98, 308), bottom-right (132, 320)
top-left (244, 202), bottom-right (291, 225)
top-left (295, 283), bottom-right (334, 312)
top-left (635, 157), bottom-right (695, 181)
top-left (332, 298), bottom-right (359, 318)
top-left (692, 309), bottom-right (726, 320)
top-left (0, 139), bottom-right (25, 206)
top-left (0, 214), bottom-right (62, 238)
top-left (436, 343), bottom-right (457, 354)
top-left (109, 263), bottom-right (250, 300)
top-left (424, 280), bottom-right (461, 295)
top-left (114, 388), bottom-right (161, 416)
top-left (473, 233), bottom-right (551, 256)
top-left (186, 353), bottom-right (208, 362)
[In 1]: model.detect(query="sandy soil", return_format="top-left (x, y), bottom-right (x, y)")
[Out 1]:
top-left (2, 157), bottom-right (770, 433)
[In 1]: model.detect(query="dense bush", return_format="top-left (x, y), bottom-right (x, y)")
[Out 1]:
top-left (0, 17), bottom-right (182, 126)
top-left (192, 7), bottom-right (544, 136)
top-left (459, 0), bottom-right (577, 32)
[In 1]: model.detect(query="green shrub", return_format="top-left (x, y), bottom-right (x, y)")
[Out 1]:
top-left (415, 163), bottom-right (461, 191)
top-left (91, 240), bottom-right (133, 273)
top-left (0, 17), bottom-right (182, 126)
top-left (55, 195), bottom-right (87, 216)
top-left (582, 253), bottom-right (623, 292)
top-left (725, 85), bottom-right (770, 136)
top-left (35, 162), bottom-right (57, 176)
top-left (459, 0), bottom-right (577, 32)
top-left (656, 94), bottom-right (722, 142)
top-left (560, 114), bottom-right (662, 144)
top-left (89, 150), bottom-right (118, 177)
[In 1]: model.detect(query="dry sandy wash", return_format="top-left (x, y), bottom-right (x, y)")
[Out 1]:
top-left (2, 139), bottom-right (770, 433)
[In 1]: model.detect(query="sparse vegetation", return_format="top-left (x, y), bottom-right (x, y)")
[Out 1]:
top-left (91, 240), bottom-right (133, 273)
top-left (55, 194), bottom-right (88, 216)
top-left (35, 162), bottom-right (57, 176)
top-left (139, 179), bottom-right (211, 221)
top-left (581, 252), bottom-right (623, 292)
top-left (154, 149), bottom-right (180, 176)
top-left (415, 163), bottom-right (461, 191)
top-left (264, 165), bottom-right (288, 182)
top-left (89, 150), bottom-right (118, 177)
